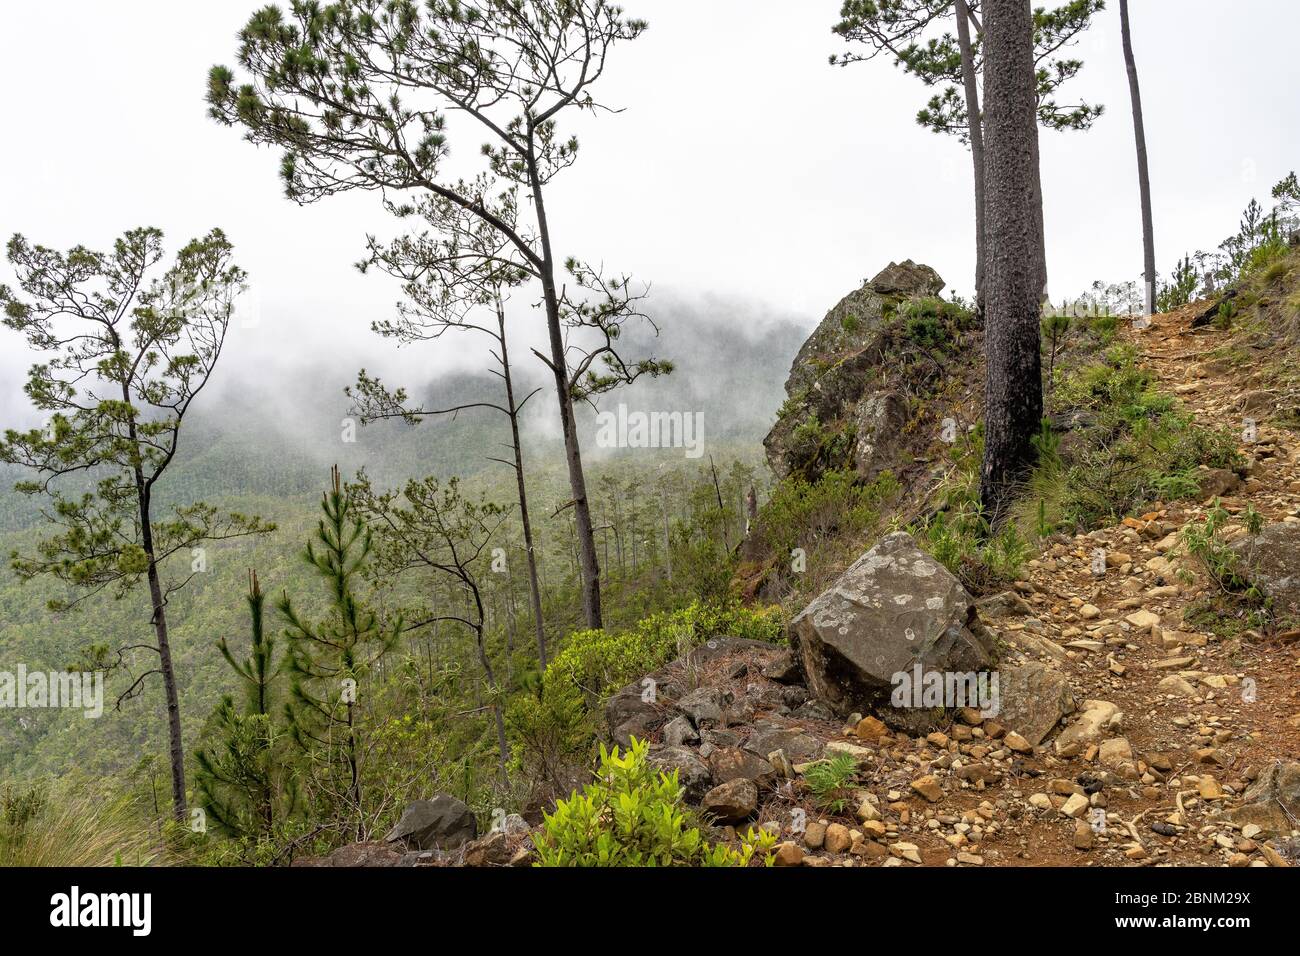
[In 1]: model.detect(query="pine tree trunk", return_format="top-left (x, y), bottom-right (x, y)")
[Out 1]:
top-left (497, 303), bottom-right (549, 669)
top-left (145, 552), bottom-right (188, 824)
top-left (527, 142), bottom-right (603, 630)
top-left (979, 0), bottom-right (1046, 525)
top-left (955, 0), bottom-right (987, 310)
top-left (128, 432), bottom-right (186, 825)
top-left (1031, 135), bottom-right (1048, 302)
top-left (1120, 0), bottom-right (1156, 315)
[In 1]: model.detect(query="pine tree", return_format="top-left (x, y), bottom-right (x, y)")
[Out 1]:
top-left (0, 227), bottom-right (274, 822)
top-left (832, 0), bottom-right (1105, 302)
top-left (350, 472), bottom-right (512, 791)
top-left (194, 570), bottom-right (295, 847)
top-left (980, 0), bottom-right (1046, 524)
top-left (207, 0), bottom-right (671, 631)
top-left (348, 191), bottom-right (557, 670)
top-left (279, 467), bottom-right (400, 841)
top-left (1120, 0), bottom-right (1156, 315)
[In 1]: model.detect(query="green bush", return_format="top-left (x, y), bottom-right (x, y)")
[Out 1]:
top-left (757, 468), bottom-right (899, 561)
top-left (544, 600), bottom-right (783, 701)
top-left (533, 738), bottom-right (775, 867)
top-left (509, 601), bottom-right (783, 801)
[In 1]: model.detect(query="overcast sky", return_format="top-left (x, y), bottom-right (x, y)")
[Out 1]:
top-left (2, 0), bottom-right (1297, 420)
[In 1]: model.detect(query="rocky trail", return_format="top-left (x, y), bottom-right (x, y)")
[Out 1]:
top-left (310, 298), bottom-right (1300, 869)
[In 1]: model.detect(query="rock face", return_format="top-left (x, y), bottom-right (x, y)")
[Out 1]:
top-left (762, 260), bottom-right (946, 482)
top-left (852, 391), bottom-right (909, 480)
top-left (788, 532), bottom-right (997, 729)
top-left (384, 795), bottom-right (478, 851)
top-left (1232, 523), bottom-right (1300, 618)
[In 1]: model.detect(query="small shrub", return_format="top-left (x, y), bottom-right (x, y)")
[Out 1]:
top-left (1157, 254), bottom-right (1198, 312)
top-left (1179, 500), bottom-right (1259, 596)
top-left (533, 739), bottom-right (776, 867)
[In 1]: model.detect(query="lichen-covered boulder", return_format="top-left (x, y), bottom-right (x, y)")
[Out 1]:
top-left (788, 532), bottom-right (996, 730)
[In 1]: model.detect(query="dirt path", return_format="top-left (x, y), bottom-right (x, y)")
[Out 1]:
top-left (975, 303), bottom-right (1300, 866)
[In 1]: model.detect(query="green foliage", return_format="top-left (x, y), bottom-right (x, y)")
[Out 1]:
top-left (897, 296), bottom-right (971, 350)
top-left (1177, 501), bottom-right (1271, 635)
top-left (802, 752), bottom-right (858, 814)
top-left (0, 228), bottom-right (273, 605)
top-left (194, 571), bottom-right (297, 850)
top-left (917, 505), bottom-right (1030, 594)
top-left (544, 600), bottom-right (784, 703)
top-left (1160, 173), bottom-right (1300, 294)
top-left (910, 427), bottom-right (1029, 592)
top-left (508, 600), bottom-right (782, 804)
top-left (533, 738), bottom-right (775, 867)
top-left (756, 469), bottom-right (899, 562)
top-left (1089, 313), bottom-right (1120, 345)
top-left (1156, 254), bottom-right (1198, 312)
top-left (0, 783), bottom-right (153, 867)
top-left (831, 0), bottom-right (1105, 141)
top-left (786, 413), bottom-right (856, 479)
top-left (279, 468), bottom-right (401, 839)
top-left (1029, 344), bottom-right (1242, 531)
top-left (1178, 500), bottom-right (1260, 596)
top-left (506, 678), bottom-right (595, 802)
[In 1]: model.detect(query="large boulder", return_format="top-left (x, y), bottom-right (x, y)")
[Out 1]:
top-left (788, 532), bottom-right (996, 730)
top-left (384, 795), bottom-right (478, 851)
top-left (702, 779), bottom-right (759, 824)
top-left (1232, 523), bottom-right (1300, 619)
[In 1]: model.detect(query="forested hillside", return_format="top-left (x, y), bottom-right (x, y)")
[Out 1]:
top-left (1, 0), bottom-right (1298, 885)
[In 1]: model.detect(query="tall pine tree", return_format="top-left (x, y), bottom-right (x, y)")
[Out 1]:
top-left (0, 227), bottom-right (273, 822)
